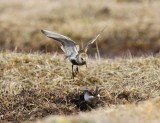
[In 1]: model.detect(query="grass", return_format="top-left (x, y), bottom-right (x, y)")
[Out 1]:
top-left (0, 52), bottom-right (160, 122)
top-left (36, 98), bottom-right (160, 123)
top-left (0, 0), bottom-right (160, 122)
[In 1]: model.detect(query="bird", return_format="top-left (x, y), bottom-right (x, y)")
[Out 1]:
top-left (41, 28), bottom-right (105, 78)
top-left (84, 90), bottom-right (95, 102)
top-left (83, 86), bottom-right (101, 102)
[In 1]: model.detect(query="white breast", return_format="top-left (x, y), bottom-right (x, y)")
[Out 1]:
top-left (84, 92), bottom-right (94, 102)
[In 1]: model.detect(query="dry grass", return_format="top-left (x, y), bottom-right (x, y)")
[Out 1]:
top-left (36, 98), bottom-right (160, 123)
top-left (0, 52), bottom-right (160, 122)
top-left (0, 0), bottom-right (160, 122)
top-left (0, 0), bottom-right (160, 56)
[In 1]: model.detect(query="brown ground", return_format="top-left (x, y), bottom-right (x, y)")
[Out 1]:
top-left (0, 52), bottom-right (160, 123)
top-left (0, 0), bottom-right (160, 122)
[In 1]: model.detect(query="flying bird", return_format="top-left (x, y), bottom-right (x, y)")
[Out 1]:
top-left (41, 28), bottom-right (105, 78)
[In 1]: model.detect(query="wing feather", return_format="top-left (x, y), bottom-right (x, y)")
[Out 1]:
top-left (41, 29), bottom-right (79, 58)
top-left (84, 27), bottom-right (106, 52)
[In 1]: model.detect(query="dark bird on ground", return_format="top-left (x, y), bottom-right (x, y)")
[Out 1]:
top-left (83, 86), bottom-right (101, 102)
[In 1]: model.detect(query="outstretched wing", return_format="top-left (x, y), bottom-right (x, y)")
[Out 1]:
top-left (84, 27), bottom-right (106, 52)
top-left (41, 30), bottom-right (79, 59)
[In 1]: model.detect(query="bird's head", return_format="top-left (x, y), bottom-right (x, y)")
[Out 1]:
top-left (77, 51), bottom-right (88, 64)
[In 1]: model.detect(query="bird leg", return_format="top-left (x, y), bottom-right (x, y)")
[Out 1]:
top-left (86, 63), bottom-right (87, 68)
top-left (71, 65), bottom-right (80, 79)
top-left (73, 66), bottom-right (78, 76)
top-left (76, 66), bottom-right (79, 73)
top-left (71, 64), bottom-right (75, 79)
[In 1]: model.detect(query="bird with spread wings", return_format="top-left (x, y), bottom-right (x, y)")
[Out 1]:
top-left (41, 28), bottom-right (105, 78)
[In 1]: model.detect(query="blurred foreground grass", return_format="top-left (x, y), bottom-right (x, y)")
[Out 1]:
top-left (36, 98), bottom-right (160, 123)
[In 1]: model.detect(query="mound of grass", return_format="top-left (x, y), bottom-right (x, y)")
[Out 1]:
top-left (0, 52), bottom-right (160, 122)
top-left (36, 98), bottom-right (160, 123)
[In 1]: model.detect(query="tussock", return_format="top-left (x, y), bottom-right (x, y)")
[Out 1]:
top-left (36, 98), bottom-right (160, 123)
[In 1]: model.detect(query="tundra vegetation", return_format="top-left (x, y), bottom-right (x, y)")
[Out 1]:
top-left (0, 0), bottom-right (160, 123)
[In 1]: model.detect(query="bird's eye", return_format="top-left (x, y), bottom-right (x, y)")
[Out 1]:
top-left (81, 58), bottom-right (83, 61)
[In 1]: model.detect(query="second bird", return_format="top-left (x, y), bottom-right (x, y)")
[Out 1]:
top-left (41, 29), bottom-right (104, 78)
